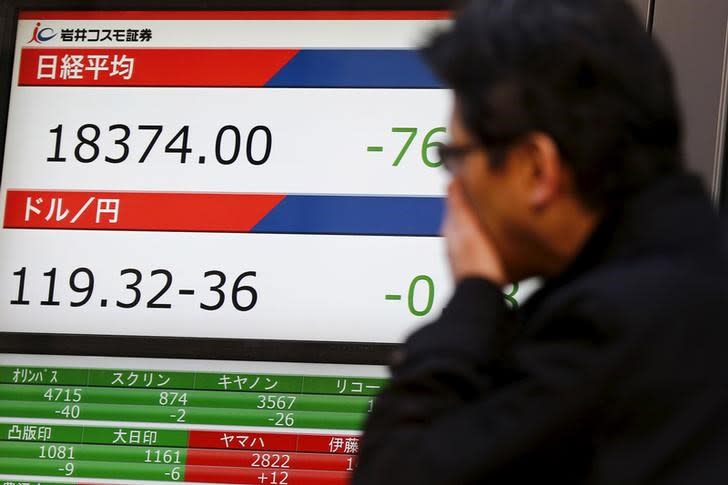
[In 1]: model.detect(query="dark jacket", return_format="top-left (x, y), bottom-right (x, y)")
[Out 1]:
top-left (353, 174), bottom-right (728, 484)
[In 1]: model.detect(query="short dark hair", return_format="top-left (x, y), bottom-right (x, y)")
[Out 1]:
top-left (423, 0), bottom-right (683, 209)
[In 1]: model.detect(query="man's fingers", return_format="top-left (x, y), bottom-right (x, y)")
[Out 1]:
top-left (447, 180), bottom-right (481, 228)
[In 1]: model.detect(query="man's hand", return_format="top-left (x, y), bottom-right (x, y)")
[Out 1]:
top-left (442, 180), bottom-right (507, 285)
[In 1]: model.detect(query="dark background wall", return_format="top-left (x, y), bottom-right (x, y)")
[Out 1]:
top-left (652, 0), bottom-right (728, 200)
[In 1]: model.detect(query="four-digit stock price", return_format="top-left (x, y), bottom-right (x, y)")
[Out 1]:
top-left (47, 124), bottom-right (272, 165)
top-left (10, 267), bottom-right (258, 311)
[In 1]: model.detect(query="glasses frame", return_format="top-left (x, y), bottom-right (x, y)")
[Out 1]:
top-left (438, 142), bottom-right (481, 173)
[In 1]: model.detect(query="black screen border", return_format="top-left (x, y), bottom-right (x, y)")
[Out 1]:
top-left (0, 332), bottom-right (398, 364)
top-left (0, 0), bottom-right (453, 365)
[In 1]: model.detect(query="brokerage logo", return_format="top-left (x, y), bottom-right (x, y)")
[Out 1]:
top-left (27, 22), bottom-right (57, 44)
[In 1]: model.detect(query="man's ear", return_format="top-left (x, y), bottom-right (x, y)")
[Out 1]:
top-left (514, 132), bottom-right (564, 210)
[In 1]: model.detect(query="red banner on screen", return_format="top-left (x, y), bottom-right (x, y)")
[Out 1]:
top-left (3, 190), bottom-right (285, 232)
top-left (18, 48), bottom-right (298, 87)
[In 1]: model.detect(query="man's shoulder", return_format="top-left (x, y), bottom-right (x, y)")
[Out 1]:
top-left (525, 242), bottom-right (728, 342)
top-left (525, 172), bottom-right (728, 336)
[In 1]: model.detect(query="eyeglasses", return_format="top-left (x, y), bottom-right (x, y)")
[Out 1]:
top-left (437, 143), bottom-right (481, 173)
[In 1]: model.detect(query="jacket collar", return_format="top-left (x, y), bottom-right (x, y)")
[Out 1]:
top-left (522, 172), bottom-right (719, 313)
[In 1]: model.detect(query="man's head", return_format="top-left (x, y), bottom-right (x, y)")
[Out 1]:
top-left (425, 0), bottom-right (683, 281)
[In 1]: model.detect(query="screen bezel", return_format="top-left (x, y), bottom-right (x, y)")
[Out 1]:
top-left (0, 0), bottom-right (452, 364)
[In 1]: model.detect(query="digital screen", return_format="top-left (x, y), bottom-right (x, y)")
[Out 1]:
top-left (0, 353), bottom-right (386, 484)
top-left (0, 7), bottom-right (536, 485)
top-left (0, 8), bottom-right (454, 484)
top-left (0, 9), bottom-right (461, 344)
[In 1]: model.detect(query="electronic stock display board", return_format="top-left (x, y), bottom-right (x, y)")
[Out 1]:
top-left (0, 4), bottom-right (527, 484)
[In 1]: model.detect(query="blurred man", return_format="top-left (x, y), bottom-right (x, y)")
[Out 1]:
top-left (353, 0), bottom-right (728, 483)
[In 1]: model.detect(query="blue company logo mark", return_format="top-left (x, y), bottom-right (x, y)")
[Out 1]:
top-left (27, 22), bottom-right (57, 44)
